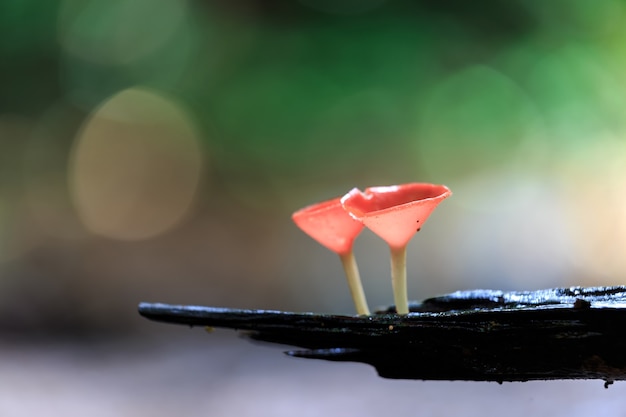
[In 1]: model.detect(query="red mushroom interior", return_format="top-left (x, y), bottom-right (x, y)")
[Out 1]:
top-left (342, 183), bottom-right (451, 249)
top-left (292, 197), bottom-right (364, 256)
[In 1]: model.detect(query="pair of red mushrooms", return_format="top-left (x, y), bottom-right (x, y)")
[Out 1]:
top-left (292, 183), bottom-right (452, 315)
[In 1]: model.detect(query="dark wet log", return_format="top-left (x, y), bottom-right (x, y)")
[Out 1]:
top-left (138, 286), bottom-right (626, 384)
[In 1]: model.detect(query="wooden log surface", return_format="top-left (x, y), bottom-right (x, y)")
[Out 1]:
top-left (138, 286), bottom-right (626, 385)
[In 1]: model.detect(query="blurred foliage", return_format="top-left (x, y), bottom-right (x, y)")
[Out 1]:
top-left (2, 0), bottom-right (626, 334)
top-left (2, 1), bottom-right (625, 195)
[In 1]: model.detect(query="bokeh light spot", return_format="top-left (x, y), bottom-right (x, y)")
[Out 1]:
top-left (414, 65), bottom-right (542, 181)
top-left (528, 45), bottom-right (626, 148)
top-left (69, 87), bottom-right (204, 240)
top-left (58, 0), bottom-right (188, 65)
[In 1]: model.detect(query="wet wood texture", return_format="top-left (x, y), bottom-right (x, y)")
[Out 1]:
top-left (139, 286), bottom-right (626, 384)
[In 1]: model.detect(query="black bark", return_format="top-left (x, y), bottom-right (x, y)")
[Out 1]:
top-left (138, 286), bottom-right (626, 384)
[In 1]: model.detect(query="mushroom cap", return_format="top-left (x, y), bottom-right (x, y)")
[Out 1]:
top-left (292, 197), bottom-right (364, 256)
top-left (341, 183), bottom-right (451, 249)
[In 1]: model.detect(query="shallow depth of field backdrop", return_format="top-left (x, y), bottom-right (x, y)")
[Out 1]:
top-left (2, 1), bottom-right (626, 416)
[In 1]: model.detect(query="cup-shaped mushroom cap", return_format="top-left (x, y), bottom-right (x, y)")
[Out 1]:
top-left (341, 183), bottom-right (451, 250)
top-left (292, 197), bottom-right (365, 256)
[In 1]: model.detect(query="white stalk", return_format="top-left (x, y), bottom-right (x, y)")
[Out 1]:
top-left (390, 246), bottom-right (408, 315)
top-left (339, 251), bottom-right (370, 316)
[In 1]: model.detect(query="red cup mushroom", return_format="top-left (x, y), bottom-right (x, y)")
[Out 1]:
top-left (341, 183), bottom-right (451, 314)
top-left (292, 197), bottom-right (370, 315)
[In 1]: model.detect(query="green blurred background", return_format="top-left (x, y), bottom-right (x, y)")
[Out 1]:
top-left (2, 1), bottom-right (626, 414)
top-left (3, 0), bottom-right (626, 330)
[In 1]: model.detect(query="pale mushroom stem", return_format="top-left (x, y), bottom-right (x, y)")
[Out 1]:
top-left (390, 246), bottom-right (409, 315)
top-left (338, 251), bottom-right (370, 316)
